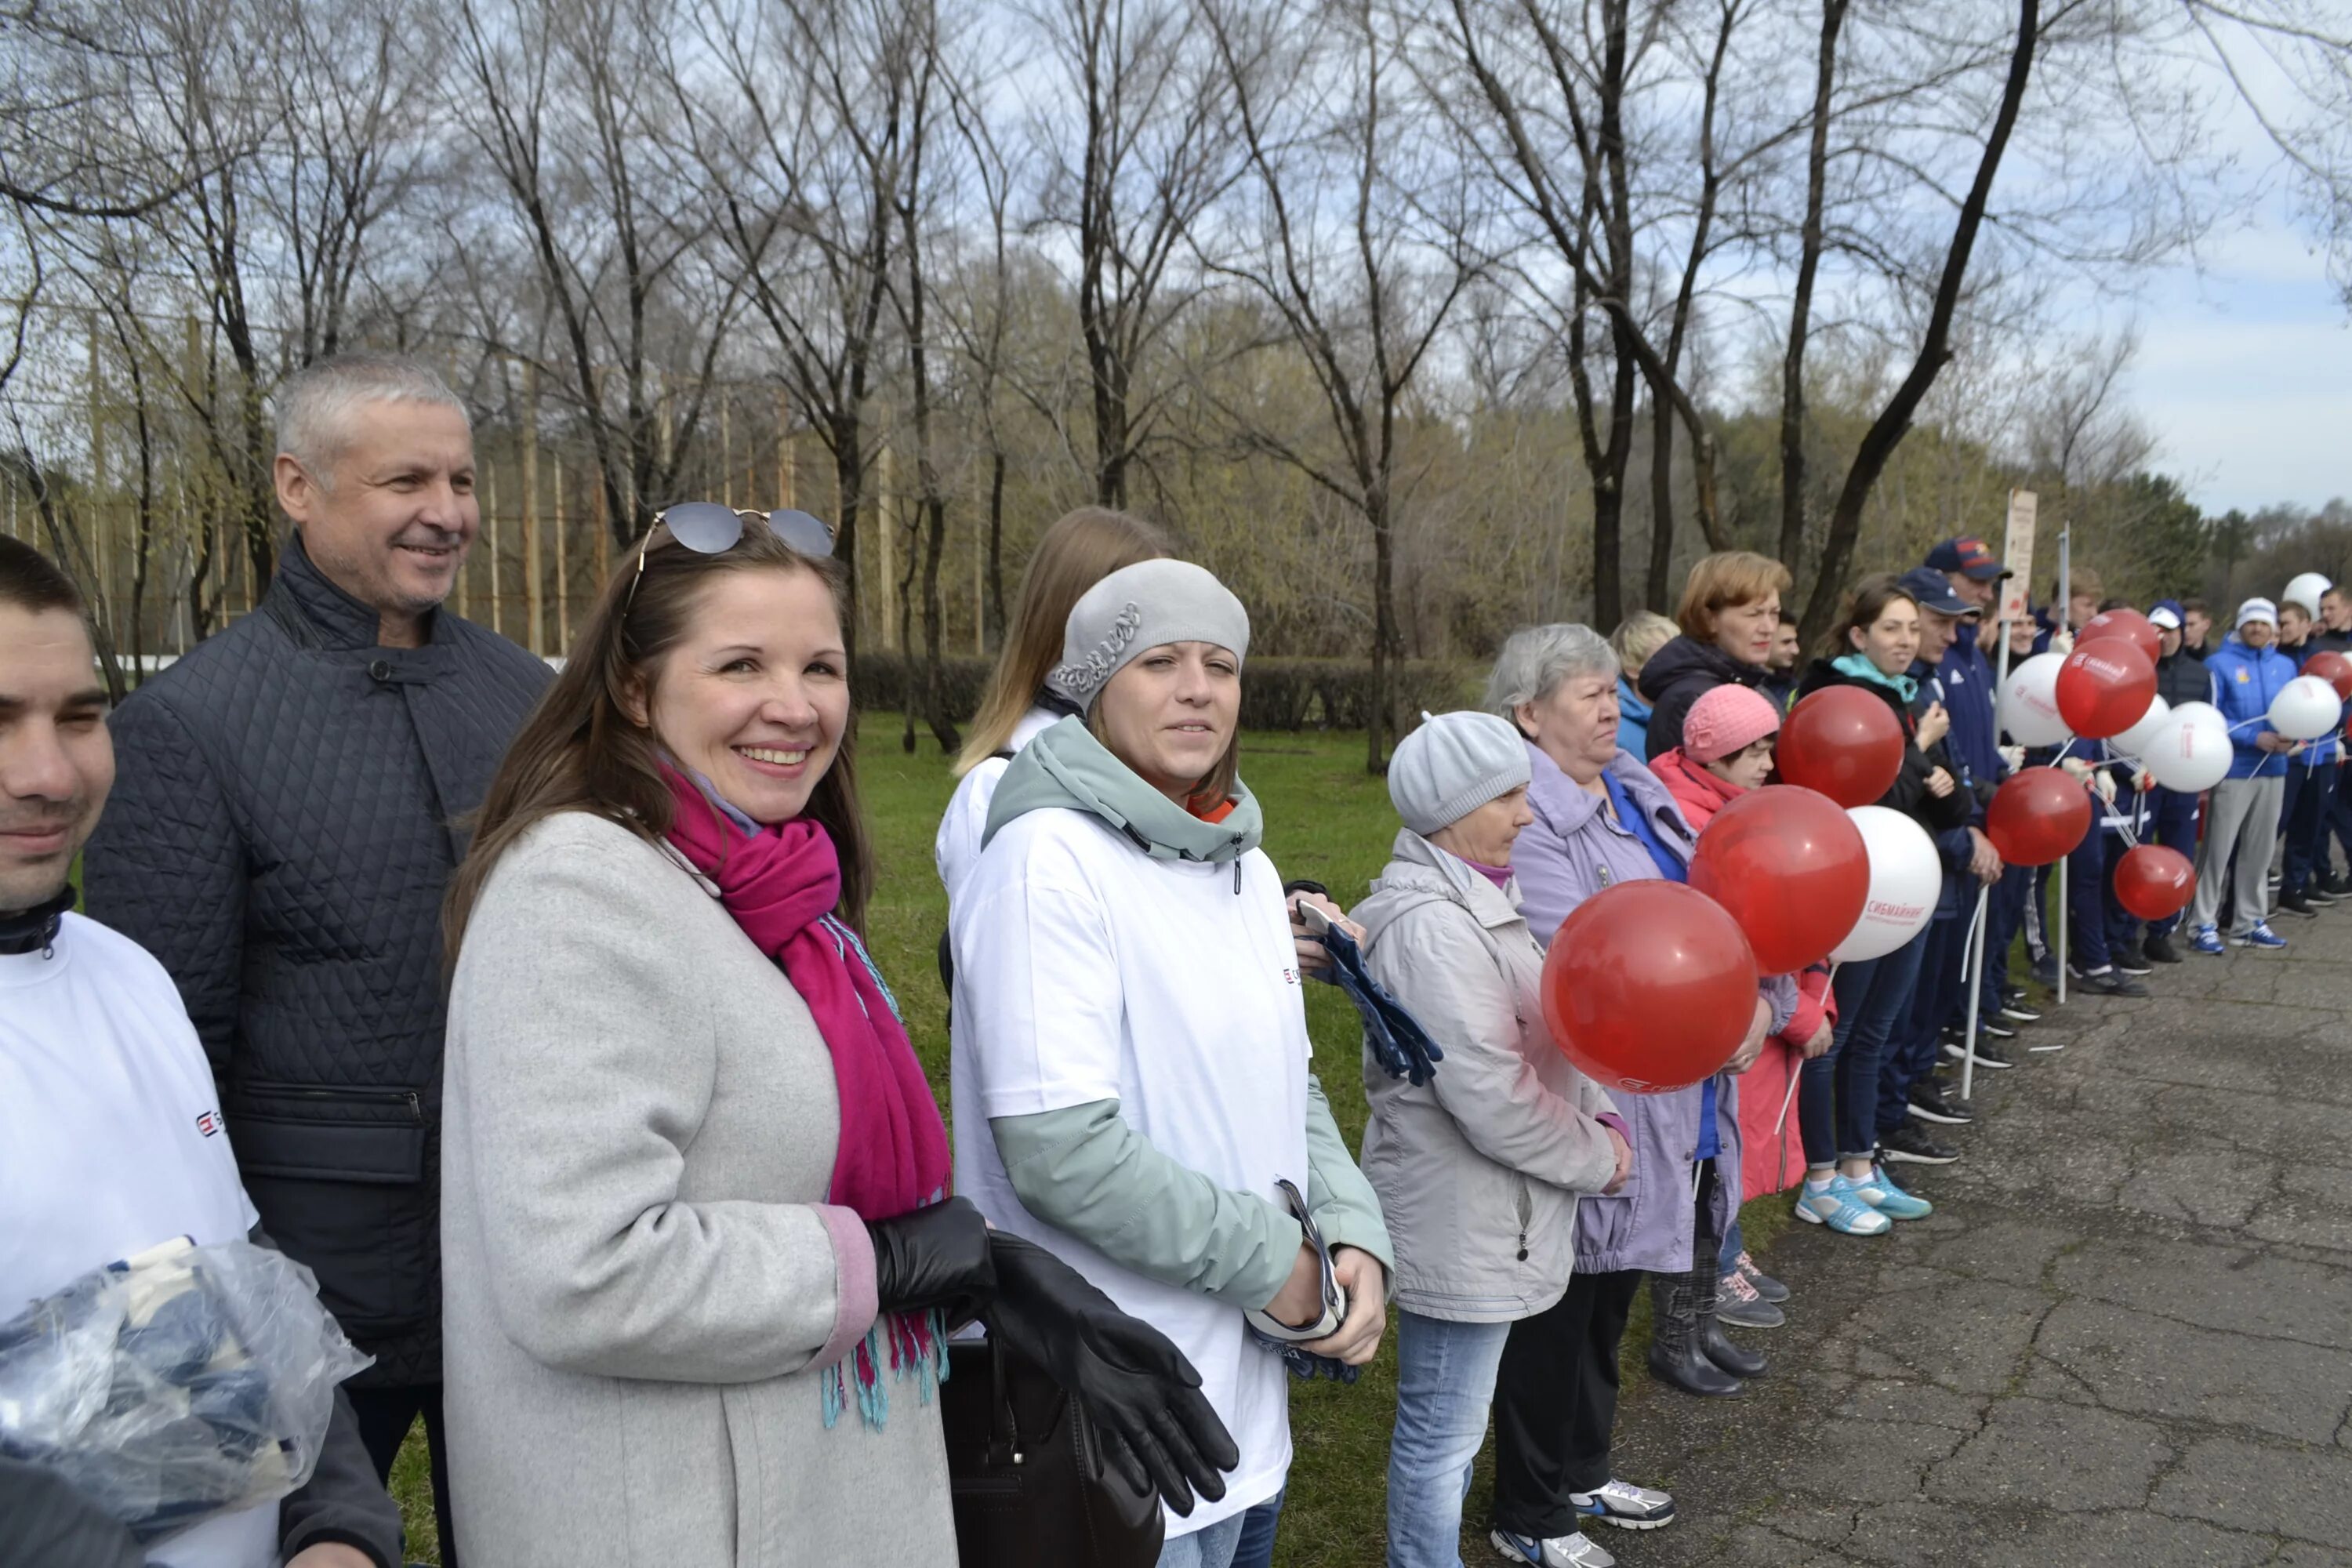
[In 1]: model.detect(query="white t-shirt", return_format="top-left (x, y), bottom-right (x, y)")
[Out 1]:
top-left (949, 806), bottom-right (1311, 1537)
top-left (0, 913), bottom-right (277, 1568)
top-left (933, 705), bottom-right (1062, 902)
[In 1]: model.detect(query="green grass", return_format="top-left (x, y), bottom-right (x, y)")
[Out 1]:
top-left (392, 718), bottom-right (1790, 1564)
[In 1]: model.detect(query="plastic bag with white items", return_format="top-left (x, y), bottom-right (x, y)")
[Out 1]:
top-left (0, 1235), bottom-right (372, 1541)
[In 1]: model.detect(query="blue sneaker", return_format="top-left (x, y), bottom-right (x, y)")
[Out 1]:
top-left (2236, 922), bottom-right (2289, 950)
top-left (2190, 924), bottom-right (2227, 955)
top-left (1490, 1527), bottom-right (1617, 1566)
top-left (1853, 1163), bottom-right (1934, 1221)
top-left (1795, 1174), bottom-right (1891, 1236)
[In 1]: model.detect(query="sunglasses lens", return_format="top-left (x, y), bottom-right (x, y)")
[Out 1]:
top-left (767, 508), bottom-right (835, 558)
top-left (663, 502), bottom-right (746, 555)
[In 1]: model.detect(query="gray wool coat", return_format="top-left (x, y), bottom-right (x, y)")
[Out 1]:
top-left (441, 811), bottom-right (956, 1567)
top-left (1352, 831), bottom-right (1622, 1323)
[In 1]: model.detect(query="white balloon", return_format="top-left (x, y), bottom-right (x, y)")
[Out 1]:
top-left (1830, 805), bottom-right (1941, 963)
top-left (2269, 673), bottom-right (2342, 741)
top-left (2113, 694), bottom-right (2172, 759)
top-left (1998, 652), bottom-right (2072, 747)
top-left (2142, 714), bottom-right (2234, 793)
top-left (2169, 700), bottom-right (2227, 736)
top-left (2284, 572), bottom-right (2333, 617)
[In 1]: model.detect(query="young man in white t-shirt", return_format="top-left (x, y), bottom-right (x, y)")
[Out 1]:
top-left (0, 536), bottom-right (401, 1568)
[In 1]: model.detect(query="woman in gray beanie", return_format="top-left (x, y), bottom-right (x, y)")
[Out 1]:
top-left (1352, 711), bottom-right (1635, 1568)
top-left (949, 558), bottom-right (1395, 1568)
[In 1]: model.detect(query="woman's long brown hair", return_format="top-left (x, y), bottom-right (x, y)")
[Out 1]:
top-left (444, 520), bottom-right (872, 968)
top-left (954, 506), bottom-right (1170, 777)
top-left (1818, 572), bottom-right (1920, 661)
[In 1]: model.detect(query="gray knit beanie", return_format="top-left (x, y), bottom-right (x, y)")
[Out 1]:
top-left (1047, 559), bottom-right (1250, 710)
top-left (1388, 710), bottom-right (1532, 835)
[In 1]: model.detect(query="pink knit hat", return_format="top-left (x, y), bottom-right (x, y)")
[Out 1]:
top-left (1683, 684), bottom-right (1782, 764)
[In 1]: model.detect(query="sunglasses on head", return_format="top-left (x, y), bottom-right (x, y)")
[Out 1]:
top-left (624, 503), bottom-right (834, 615)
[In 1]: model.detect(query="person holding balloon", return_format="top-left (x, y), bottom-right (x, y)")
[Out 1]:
top-left (1349, 710), bottom-right (1635, 1568)
top-left (2186, 599), bottom-right (2300, 953)
top-left (2275, 592), bottom-right (2340, 920)
top-left (2136, 602), bottom-right (2210, 964)
top-left (1475, 624), bottom-right (1795, 1568)
top-left (1650, 682), bottom-right (1835, 1326)
top-left (1790, 576), bottom-right (1972, 1234)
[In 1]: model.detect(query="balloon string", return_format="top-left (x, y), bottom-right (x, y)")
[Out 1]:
top-left (1773, 1060), bottom-right (1803, 1138)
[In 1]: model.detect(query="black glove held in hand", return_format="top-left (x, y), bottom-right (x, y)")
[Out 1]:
top-left (866, 1196), bottom-right (996, 1322)
top-left (982, 1231), bottom-right (1241, 1517)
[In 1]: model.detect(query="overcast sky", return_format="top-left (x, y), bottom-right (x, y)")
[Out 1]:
top-left (2126, 211), bottom-right (2349, 518)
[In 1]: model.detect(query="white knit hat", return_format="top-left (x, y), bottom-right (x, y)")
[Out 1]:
top-left (2238, 597), bottom-right (2278, 631)
top-left (1047, 560), bottom-right (1250, 710)
top-left (1388, 711), bottom-right (1532, 835)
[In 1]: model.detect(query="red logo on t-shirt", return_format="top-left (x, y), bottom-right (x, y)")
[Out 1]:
top-left (195, 1110), bottom-right (222, 1138)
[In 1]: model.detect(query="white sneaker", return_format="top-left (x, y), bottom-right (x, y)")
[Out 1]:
top-left (1491, 1529), bottom-right (1617, 1568)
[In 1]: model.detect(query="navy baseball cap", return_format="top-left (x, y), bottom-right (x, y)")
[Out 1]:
top-left (2148, 600), bottom-right (2185, 631)
top-left (1924, 536), bottom-right (2009, 581)
top-left (1898, 565), bottom-right (1978, 619)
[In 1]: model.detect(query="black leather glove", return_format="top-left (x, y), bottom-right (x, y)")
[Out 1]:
top-left (982, 1231), bottom-right (1240, 1517)
top-left (866, 1196), bottom-right (996, 1322)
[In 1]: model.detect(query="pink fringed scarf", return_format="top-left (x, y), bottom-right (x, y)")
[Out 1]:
top-left (661, 764), bottom-right (953, 1427)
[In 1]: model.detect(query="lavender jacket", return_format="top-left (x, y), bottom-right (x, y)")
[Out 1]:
top-left (1515, 740), bottom-right (1796, 1276)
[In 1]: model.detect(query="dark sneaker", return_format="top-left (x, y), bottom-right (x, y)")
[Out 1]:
top-left (1944, 1035), bottom-right (2016, 1069)
top-left (1907, 1079), bottom-right (1975, 1125)
top-left (2031, 954), bottom-right (2060, 987)
top-left (2115, 943), bottom-right (2153, 975)
top-left (1998, 1000), bottom-right (2043, 1023)
top-left (1716, 1268), bottom-right (1785, 1329)
top-left (2143, 930), bottom-right (2183, 964)
top-left (2278, 890), bottom-right (2319, 919)
top-left (2324, 872), bottom-right (2351, 898)
top-left (2070, 965), bottom-right (2151, 997)
top-left (1977, 1017), bottom-right (2019, 1040)
top-left (2308, 884), bottom-right (2339, 905)
top-left (1879, 1122), bottom-right (1960, 1164)
top-left (1733, 1250), bottom-right (1788, 1304)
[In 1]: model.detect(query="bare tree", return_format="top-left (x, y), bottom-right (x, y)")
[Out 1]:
top-left (1025, 0), bottom-right (1243, 506)
top-left (1198, 0), bottom-right (1479, 770)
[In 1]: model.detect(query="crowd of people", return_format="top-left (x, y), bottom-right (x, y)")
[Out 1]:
top-left (3, 350), bottom-right (2345, 1568)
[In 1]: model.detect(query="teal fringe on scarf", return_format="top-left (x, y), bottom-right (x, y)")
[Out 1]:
top-left (821, 1307), bottom-right (951, 1431)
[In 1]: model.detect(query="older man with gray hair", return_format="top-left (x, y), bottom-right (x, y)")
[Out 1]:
top-left (85, 354), bottom-right (554, 1560)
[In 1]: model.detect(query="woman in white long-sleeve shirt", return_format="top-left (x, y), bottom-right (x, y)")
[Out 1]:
top-left (934, 506), bottom-right (1167, 902)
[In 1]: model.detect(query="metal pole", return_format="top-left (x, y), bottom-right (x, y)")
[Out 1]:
top-left (2057, 524), bottom-right (2071, 1007)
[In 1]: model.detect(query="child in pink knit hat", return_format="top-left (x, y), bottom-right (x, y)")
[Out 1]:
top-left (1681, 684), bottom-right (1783, 786)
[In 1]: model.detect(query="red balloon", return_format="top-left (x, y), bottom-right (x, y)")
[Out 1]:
top-left (1540, 880), bottom-right (1759, 1095)
top-left (2112, 844), bottom-right (2197, 921)
top-left (2055, 641), bottom-right (2158, 740)
top-left (1688, 786), bottom-right (1870, 975)
top-left (1777, 686), bottom-right (1904, 808)
top-left (2303, 648), bottom-right (2352, 702)
top-left (1985, 767), bottom-right (2092, 866)
top-left (2079, 608), bottom-right (2162, 666)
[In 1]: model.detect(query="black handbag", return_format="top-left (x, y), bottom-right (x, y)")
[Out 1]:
top-left (941, 1334), bottom-right (1164, 1568)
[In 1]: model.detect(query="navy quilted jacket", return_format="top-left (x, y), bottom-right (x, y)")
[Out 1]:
top-left (83, 534), bottom-right (552, 1386)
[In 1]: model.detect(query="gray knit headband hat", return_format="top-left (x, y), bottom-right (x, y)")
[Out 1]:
top-left (1047, 559), bottom-right (1251, 710)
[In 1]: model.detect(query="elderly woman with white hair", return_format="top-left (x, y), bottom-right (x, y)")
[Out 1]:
top-left (1352, 711), bottom-right (1635, 1568)
top-left (1474, 625), bottom-right (1794, 1568)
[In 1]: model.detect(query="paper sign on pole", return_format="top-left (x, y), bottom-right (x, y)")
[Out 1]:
top-left (1998, 489), bottom-right (2038, 625)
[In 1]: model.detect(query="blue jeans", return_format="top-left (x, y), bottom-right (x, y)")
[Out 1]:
top-left (1229, 1490), bottom-right (1283, 1568)
top-left (1388, 1312), bottom-right (1515, 1568)
top-left (1802, 928), bottom-right (1931, 1165)
top-left (1159, 1513), bottom-right (1250, 1568)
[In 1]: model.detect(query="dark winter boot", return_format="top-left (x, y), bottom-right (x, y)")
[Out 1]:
top-left (1646, 1269), bottom-right (1744, 1397)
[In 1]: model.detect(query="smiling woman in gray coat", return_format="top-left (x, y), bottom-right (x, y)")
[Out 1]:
top-left (1352, 711), bottom-right (1632, 1568)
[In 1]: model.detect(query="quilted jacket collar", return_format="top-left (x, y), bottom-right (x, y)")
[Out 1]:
top-left (275, 531), bottom-right (448, 651)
